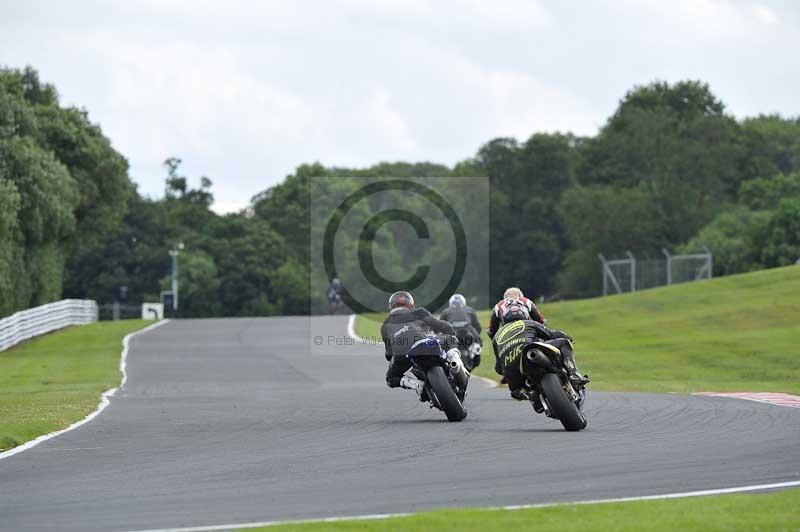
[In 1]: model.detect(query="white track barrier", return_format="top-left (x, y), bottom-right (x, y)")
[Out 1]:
top-left (0, 299), bottom-right (98, 352)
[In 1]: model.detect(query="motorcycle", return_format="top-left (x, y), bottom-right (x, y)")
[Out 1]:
top-left (407, 335), bottom-right (470, 422)
top-left (327, 290), bottom-right (343, 315)
top-left (447, 322), bottom-right (482, 372)
top-left (516, 337), bottom-right (588, 431)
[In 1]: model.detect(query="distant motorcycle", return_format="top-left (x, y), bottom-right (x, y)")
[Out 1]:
top-left (444, 320), bottom-right (482, 372)
top-left (515, 335), bottom-right (588, 431)
top-left (327, 287), bottom-right (343, 315)
top-left (407, 335), bottom-right (470, 422)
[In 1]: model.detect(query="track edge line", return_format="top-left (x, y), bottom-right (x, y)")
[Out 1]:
top-left (120, 479), bottom-right (800, 532)
top-left (0, 319), bottom-right (170, 461)
top-left (346, 313), bottom-right (368, 343)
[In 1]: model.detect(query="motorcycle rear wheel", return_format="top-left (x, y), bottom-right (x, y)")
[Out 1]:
top-left (540, 373), bottom-right (587, 431)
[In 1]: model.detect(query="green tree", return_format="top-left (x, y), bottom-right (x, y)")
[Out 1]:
top-left (742, 115), bottom-right (800, 176)
top-left (34, 104), bottom-right (132, 245)
top-left (557, 185), bottom-right (664, 297)
top-left (579, 80), bottom-right (747, 199)
top-left (161, 250), bottom-right (221, 317)
top-left (681, 207), bottom-right (771, 276)
top-left (209, 216), bottom-right (288, 316)
top-left (739, 172), bottom-right (800, 211)
top-left (63, 192), bottom-right (170, 305)
top-left (0, 178), bottom-right (22, 316)
top-left (762, 198), bottom-right (800, 267)
top-left (1, 66), bottom-right (133, 315)
top-left (0, 136), bottom-right (79, 308)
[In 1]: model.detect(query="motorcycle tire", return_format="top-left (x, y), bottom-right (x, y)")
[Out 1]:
top-left (540, 373), bottom-right (587, 431)
top-left (426, 366), bottom-right (467, 422)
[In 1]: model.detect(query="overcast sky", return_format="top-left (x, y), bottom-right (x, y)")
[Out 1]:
top-left (2, 0), bottom-right (799, 212)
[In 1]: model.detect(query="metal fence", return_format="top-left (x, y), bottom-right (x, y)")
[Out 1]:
top-left (0, 299), bottom-right (98, 352)
top-left (599, 248), bottom-right (712, 296)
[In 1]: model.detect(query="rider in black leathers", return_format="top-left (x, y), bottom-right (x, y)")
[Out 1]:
top-left (439, 294), bottom-right (483, 368)
top-left (327, 277), bottom-right (343, 313)
top-left (494, 304), bottom-right (589, 407)
top-left (381, 291), bottom-right (456, 395)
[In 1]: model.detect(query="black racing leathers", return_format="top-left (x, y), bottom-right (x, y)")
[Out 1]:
top-left (439, 305), bottom-right (482, 334)
top-left (381, 307), bottom-right (456, 388)
top-left (439, 305), bottom-right (483, 350)
top-left (494, 319), bottom-right (576, 392)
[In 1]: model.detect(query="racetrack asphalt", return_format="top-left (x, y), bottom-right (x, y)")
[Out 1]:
top-left (1, 316), bottom-right (798, 532)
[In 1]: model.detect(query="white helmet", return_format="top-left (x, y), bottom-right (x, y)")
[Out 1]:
top-left (503, 287), bottom-right (523, 300)
top-left (449, 294), bottom-right (466, 307)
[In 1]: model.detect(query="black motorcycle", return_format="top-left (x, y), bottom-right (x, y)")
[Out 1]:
top-left (327, 289), bottom-right (343, 315)
top-left (447, 321), bottom-right (482, 372)
top-left (517, 339), bottom-right (587, 431)
top-left (407, 336), bottom-right (469, 422)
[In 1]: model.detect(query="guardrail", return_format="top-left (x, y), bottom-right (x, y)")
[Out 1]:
top-left (0, 299), bottom-right (98, 352)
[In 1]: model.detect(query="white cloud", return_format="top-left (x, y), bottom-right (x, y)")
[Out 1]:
top-left (624, 0), bottom-right (786, 38)
top-left (753, 3), bottom-right (781, 25)
top-left (1, 0), bottom-right (798, 213)
top-left (461, 0), bottom-right (552, 30)
top-left (362, 87), bottom-right (417, 152)
top-left (486, 70), bottom-right (596, 137)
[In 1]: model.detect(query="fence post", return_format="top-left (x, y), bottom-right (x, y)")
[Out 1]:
top-left (662, 248), bottom-right (673, 285)
top-left (598, 254), bottom-right (608, 296)
top-left (703, 246), bottom-right (713, 279)
top-left (626, 251), bottom-right (636, 292)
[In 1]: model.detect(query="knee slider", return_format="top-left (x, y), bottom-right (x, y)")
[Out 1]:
top-left (386, 377), bottom-right (402, 388)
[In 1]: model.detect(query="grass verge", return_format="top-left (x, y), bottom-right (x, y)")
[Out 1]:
top-left (237, 488), bottom-right (800, 531)
top-left (355, 266), bottom-right (800, 393)
top-left (0, 319), bottom-right (149, 452)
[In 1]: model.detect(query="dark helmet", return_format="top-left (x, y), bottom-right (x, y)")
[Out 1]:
top-left (502, 301), bottom-right (530, 324)
top-left (388, 291), bottom-right (415, 311)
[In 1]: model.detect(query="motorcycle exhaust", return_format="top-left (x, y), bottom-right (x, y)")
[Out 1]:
top-left (525, 348), bottom-right (557, 372)
top-left (445, 349), bottom-right (467, 373)
top-left (444, 349), bottom-right (470, 390)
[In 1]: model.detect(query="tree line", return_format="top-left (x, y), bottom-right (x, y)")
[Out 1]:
top-left (1, 66), bottom-right (798, 317)
top-left (0, 67), bottom-right (130, 316)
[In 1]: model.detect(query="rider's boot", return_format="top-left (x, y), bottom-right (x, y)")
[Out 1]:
top-left (563, 358), bottom-right (590, 385)
top-left (468, 341), bottom-right (482, 369)
top-left (400, 375), bottom-right (428, 402)
top-left (529, 390), bottom-right (545, 413)
top-left (509, 387), bottom-right (528, 401)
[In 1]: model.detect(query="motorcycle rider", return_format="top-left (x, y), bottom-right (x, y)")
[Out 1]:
top-left (327, 277), bottom-right (343, 312)
top-left (487, 287), bottom-right (545, 374)
top-left (439, 294), bottom-right (483, 368)
top-left (380, 291), bottom-right (459, 399)
top-left (494, 302), bottom-right (589, 406)
top-left (487, 287), bottom-right (545, 334)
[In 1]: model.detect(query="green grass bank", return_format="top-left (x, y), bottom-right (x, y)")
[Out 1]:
top-left (356, 266), bottom-right (800, 393)
top-left (237, 488), bottom-right (800, 532)
top-left (0, 319), bottom-right (149, 451)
